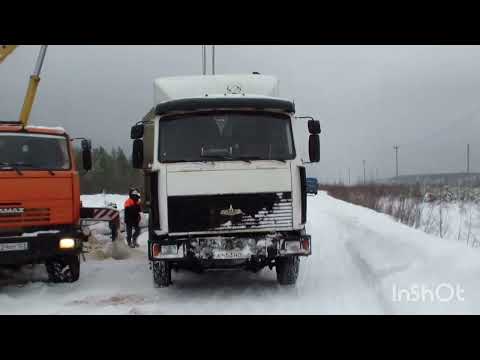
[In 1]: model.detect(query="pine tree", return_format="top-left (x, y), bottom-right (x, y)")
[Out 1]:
top-left (74, 146), bottom-right (144, 195)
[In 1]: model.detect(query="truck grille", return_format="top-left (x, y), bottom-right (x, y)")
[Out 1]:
top-left (168, 192), bottom-right (293, 233)
top-left (0, 203), bottom-right (51, 225)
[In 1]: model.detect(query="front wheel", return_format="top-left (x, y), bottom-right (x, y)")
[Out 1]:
top-left (276, 256), bottom-right (300, 285)
top-left (152, 260), bottom-right (172, 288)
top-left (45, 255), bottom-right (80, 283)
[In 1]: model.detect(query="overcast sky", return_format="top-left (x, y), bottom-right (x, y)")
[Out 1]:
top-left (1, 45), bottom-right (479, 183)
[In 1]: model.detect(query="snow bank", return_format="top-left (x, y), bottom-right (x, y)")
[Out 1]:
top-left (318, 193), bottom-right (480, 314)
top-left (81, 194), bottom-right (128, 210)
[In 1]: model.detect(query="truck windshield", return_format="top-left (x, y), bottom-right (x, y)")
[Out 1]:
top-left (0, 133), bottom-right (71, 171)
top-left (158, 112), bottom-right (295, 163)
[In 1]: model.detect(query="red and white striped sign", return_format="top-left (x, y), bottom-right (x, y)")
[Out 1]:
top-left (92, 208), bottom-right (119, 221)
top-left (81, 207), bottom-right (119, 222)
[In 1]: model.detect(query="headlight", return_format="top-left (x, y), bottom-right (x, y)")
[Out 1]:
top-left (59, 238), bottom-right (75, 249)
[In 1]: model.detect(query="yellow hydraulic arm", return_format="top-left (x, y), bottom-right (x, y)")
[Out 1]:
top-left (0, 45), bottom-right (18, 64)
top-left (0, 45), bottom-right (48, 127)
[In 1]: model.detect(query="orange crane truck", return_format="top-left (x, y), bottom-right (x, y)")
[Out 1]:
top-left (0, 45), bottom-right (119, 283)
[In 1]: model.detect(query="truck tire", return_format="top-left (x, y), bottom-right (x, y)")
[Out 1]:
top-left (276, 256), bottom-right (300, 285)
top-left (45, 255), bottom-right (80, 283)
top-left (152, 260), bottom-right (171, 288)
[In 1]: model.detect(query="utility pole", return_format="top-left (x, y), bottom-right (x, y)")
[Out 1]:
top-left (467, 143), bottom-right (470, 173)
top-left (202, 45), bottom-right (216, 75)
top-left (212, 45), bottom-right (216, 75)
top-left (363, 160), bottom-right (366, 185)
top-left (202, 45), bottom-right (207, 75)
top-left (394, 145), bottom-right (399, 178)
top-left (348, 168), bottom-right (351, 186)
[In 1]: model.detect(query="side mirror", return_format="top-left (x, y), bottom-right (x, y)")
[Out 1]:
top-left (131, 124), bottom-right (144, 139)
top-left (309, 135), bottom-right (320, 163)
top-left (81, 139), bottom-right (91, 151)
top-left (132, 139), bottom-right (144, 169)
top-left (308, 120), bottom-right (321, 135)
top-left (81, 139), bottom-right (92, 171)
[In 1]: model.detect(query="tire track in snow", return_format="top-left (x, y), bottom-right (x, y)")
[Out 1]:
top-left (344, 241), bottom-right (394, 314)
top-left (326, 213), bottom-right (392, 314)
top-left (328, 205), bottom-right (427, 315)
top-left (305, 203), bottom-right (385, 314)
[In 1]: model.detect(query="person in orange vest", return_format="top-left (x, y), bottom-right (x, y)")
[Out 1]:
top-left (124, 189), bottom-right (142, 248)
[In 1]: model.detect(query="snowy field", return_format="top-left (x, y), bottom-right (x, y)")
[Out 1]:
top-left (417, 201), bottom-right (480, 246)
top-left (1, 192), bottom-right (480, 314)
top-left (376, 196), bottom-right (480, 247)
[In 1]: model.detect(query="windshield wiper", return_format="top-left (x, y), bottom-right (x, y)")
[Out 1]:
top-left (0, 163), bottom-right (57, 176)
top-left (200, 155), bottom-right (233, 161)
top-left (232, 156), bottom-right (262, 163)
top-left (15, 163), bottom-right (56, 175)
top-left (200, 155), bottom-right (255, 164)
top-left (233, 156), bottom-right (287, 163)
top-left (270, 159), bottom-right (287, 163)
top-left (0, 162), bottom-right (23, 175)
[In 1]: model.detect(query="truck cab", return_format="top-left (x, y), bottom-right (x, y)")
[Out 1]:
top-left (0, 123), bottom-right (92, 283)
top-left (131, 74), bottom-right (320, 287)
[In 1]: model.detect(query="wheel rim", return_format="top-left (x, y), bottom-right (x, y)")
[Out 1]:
top-left (50, 261), bottom-right (74, 282)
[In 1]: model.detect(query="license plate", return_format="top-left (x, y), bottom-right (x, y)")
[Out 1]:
top-left (214, 250), bottom-right (249, 259)
top-left (0, 242), bottom-right (29, 252)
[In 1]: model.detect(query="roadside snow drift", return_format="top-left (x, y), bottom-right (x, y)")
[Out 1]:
top-left (81, 194), bottom-right (128, 210)
top-left (1, 192), bottom-right (480, 314)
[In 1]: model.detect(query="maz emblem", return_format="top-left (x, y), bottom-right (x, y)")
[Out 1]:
top-left (220, 205), bottom-right (243, 217)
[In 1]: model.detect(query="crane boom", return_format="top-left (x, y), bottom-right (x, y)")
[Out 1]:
top-left (0, 45), bottom-right (48, 127)
top-left (0, 45), bottom-right (18, 63)
top-left (18, 45), bottom-right (48, 127)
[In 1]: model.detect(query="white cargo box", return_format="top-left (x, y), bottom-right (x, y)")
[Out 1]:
top-left (153, 74), bottom-right (280, 105)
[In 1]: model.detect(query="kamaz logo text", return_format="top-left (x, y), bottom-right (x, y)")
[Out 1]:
top-left (0, 207), bottom-right (24, 216)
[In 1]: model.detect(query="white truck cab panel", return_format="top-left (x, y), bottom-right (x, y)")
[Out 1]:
top-left (154, 74), bottom-right (280, 103)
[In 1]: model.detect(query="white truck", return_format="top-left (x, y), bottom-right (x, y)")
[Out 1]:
top-left (130, 74), bottom-right (320, 287)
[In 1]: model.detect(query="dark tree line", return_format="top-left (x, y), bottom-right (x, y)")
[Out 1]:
top-left (74, 146), bottom-right (143, 194)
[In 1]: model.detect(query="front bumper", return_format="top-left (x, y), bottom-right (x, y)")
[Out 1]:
top-left (148, 232), bottom-right (312, 262)
top-left (0, 230), bottom-right (84, 265)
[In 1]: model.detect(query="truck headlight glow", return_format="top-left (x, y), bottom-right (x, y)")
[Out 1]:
top-left (59, 238), bottom-right (75, 249)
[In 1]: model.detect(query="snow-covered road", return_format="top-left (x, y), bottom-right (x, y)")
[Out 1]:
top-left (2, 192), bottom-right (480, 315)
